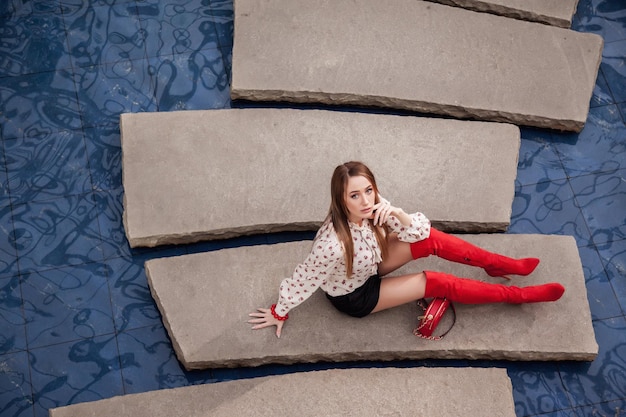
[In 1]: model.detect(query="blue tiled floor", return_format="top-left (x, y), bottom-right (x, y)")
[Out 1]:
top-left (0, 1), bottom-right (625, 416)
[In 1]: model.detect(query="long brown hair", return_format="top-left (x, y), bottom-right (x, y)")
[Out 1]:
top-left (328, 161), bottom-right (389, 277)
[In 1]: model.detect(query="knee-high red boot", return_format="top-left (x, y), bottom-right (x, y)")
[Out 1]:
top-left (423, 271), bottom-right (565, 304)
top-left (410, 228), bottom-right (540, 278)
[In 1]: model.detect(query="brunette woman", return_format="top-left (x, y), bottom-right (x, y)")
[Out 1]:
top-left (249, 161), bottom-right (564, 337)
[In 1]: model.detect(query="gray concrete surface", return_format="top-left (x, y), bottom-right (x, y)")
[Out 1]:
top-left (121, 109), bottom-right (521, 247)
top-left (231, 0), bottom-right (602, 132)
top-left (49, 368), bottom-right (516, 417)
top-left (426, 0), bottom-right (580, 27)
top-left (145, 234), bottom-right (597, 370)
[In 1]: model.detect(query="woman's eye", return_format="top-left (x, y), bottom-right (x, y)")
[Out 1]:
top-left (366, 188), bottom-right (373, 194)
top-left (350, 194), bottom-right (358, 199)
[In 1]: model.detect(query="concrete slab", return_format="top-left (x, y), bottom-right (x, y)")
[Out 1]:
top-left (231, 0), bottom-right (603, 132)
top-left (121, 109), bottom-right (521, 248)
top-left (426, 0), bottom-right (579, 27)
top-left (145, 234), bottom-right (597, 370)
top-left (49, 368), bottom-right (516, 417)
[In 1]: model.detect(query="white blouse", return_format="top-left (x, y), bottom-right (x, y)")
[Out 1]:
top-left (274, 212), bottom-right (431, 317)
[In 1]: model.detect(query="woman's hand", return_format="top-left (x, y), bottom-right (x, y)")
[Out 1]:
top-left (248, 307), bottom-right (285, 338)
top-left (374, 194), bottom-right (403, 226)
top-left (372, 195), bottom-right (392, 226)
top-left (372, 195), bottom-right (411, 227)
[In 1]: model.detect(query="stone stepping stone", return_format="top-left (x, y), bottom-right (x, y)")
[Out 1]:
top-left (145, 234), bottom-right (597, 370)
top-left (426, 0), bottom-right (580, 27)
top-left (49, 368), bottom-right (516, 417)
top-left (230, 0), bottom-right (603, 132)
top-left (121, 109), bottom-right (520, 248)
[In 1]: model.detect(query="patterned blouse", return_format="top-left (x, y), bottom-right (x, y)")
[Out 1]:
top-left (274, 212), bottom-right (431, 317)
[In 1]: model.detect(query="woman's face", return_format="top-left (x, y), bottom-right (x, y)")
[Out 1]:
top-left (344, 175), bottom-right (375, 225)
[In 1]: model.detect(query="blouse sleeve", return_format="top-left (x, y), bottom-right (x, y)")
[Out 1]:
top-left (385, 211), bottom-right (431, 243)
top-left (274, 234), bottom-right (343, 317)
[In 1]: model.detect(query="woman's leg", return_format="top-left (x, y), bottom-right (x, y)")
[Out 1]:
top-left (371, 272), bottom-right (427, 313)
top-left (370, 270), bottom-right (565, 314)
top-left (423, 271), bottom-right (564, 304)
top-left (377, 234), bottom-right (414, 276)
top-left (409, 228), bottom-right (540, 278)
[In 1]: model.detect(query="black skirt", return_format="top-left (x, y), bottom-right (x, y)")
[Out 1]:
top-left (325, 274), bottom-right (381, 318)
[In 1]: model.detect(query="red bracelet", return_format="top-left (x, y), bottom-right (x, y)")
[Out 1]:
top-left (271, 304), bottom-right (289, 321)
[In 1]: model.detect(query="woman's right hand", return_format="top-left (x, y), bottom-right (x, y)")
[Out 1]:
top-left (248, 307), bottom-right (285, 338)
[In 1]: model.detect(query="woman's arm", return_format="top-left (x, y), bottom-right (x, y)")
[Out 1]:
top-left (249, 229), bottom-right (343, 337)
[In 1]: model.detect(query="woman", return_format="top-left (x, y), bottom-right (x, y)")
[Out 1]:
top-left (249, 161), bottom-right (564, 337)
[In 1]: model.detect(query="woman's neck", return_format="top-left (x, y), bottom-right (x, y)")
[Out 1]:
top-left (349, 218), bottom-right (368, 227)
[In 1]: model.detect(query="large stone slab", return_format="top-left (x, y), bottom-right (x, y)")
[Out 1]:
top-left (49, 368), bottom-right (516, 417)
top-left (231, 0), bottom-right (603, 132)
top-left (121, 109), bottom-right (520, 247)
top-left (145, 234), bottom-right (597, 370)
top-left (427, 0), bottom-right (580, 27)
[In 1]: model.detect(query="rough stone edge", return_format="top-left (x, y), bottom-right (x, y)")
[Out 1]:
top-left (230, 89), bottom-right (587, 133)
top-left (145, 264), bottom-right (187, 364)
top-left (424, 0), bottom-right (579, 28)
top-left (120, 114), bottom-right (135, 249)
top-left (184, 347), bottom-right (598, 371)
top-left (128, 220), bottom-right (509, 248)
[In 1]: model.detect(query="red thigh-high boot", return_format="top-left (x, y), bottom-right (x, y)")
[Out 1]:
top-left (410, 228), bottom-right (540, 278)
top-left (423, 271), bottom-right (565, 304)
